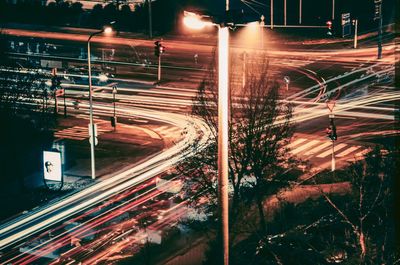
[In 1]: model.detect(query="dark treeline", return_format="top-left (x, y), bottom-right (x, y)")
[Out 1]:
top-left (0, 0), bottom-right (195, 34)
top-left (0, 0), bottom-right (395, 35)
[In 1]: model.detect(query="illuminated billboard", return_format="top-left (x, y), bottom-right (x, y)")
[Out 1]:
top-left (43, 151), bottom-right (62, 182)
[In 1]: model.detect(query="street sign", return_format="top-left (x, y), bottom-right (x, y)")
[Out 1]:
top-left (88, 123), bottom-right (98, 146)
top-left (283, 76), bottom-right (290, 84)
top-left (43, 151), bottom-right (62, 182)
top-left (341, 13), bottom-right (351, 37)
top-left (374, 0), bottom-right (382, 20)
top-left (89, 136), bottom-right (98, 146)
top-left (56, 89), bottom-right (64, 97)
top-left (112, 85), bottom-right (117, 94)
top-left (326, 101), bottom-right (336, 112)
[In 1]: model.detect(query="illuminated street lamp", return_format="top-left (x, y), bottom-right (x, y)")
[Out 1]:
top-left (87, 24), bottom-right (113, 180)
top-left (183, 11), bottom-right (230, 265)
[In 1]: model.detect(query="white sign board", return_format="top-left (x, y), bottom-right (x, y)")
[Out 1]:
top-left (43, 151), bottom-right (62, 182)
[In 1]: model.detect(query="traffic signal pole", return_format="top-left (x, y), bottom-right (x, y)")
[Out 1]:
top-left (154, 41), bottom-right (164, 82)
top-left (378, 14), bottom-right (383, 59)
top-left (63, 86), bottom-right (67, 117)
top-left (331, 137), bottom-right (336, 172)
top-left (326, 102), bottom-right (337, 172)
top-left (158, 54), bottom-right (161, 82)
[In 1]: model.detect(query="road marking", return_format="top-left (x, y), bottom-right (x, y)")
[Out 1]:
top-left (291, 140), bottom-right (320, 155)
top-left (304, 141), bottom-right (331, 155)
top-left (336, 146), bottom-right (361, 157)
top-left (352, 148), bottom-right (371, 159)
top-left (287, 138), bottom-right (307, 149)
top-left (54, 125), bottom-right (112, 140)
top-left (316, 143), bottom-right (348, 158)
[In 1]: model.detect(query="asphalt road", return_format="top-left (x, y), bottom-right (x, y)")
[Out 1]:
top-left (0, 26), bottom-right (398, 264)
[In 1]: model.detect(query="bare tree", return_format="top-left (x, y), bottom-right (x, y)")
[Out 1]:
top-left (317, 147), bottom-right (398, 263)
top-left (0, 33), bottom-right (55, 191)
top-left (178, 52), bottom-right (300, 236)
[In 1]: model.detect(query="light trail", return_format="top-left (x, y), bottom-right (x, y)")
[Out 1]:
top-left (0, 101), bottom-right (212, 252)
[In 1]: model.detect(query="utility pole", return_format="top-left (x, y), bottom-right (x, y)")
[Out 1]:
top-left (332, 0), bottom-right (335, 20)
top-left (284, 0), bottom-right (287, 26)
top-left (299, 0), bottom-right (302, 24)
top-left (353, 19), bottom-right (358, 49)
top-left (148, 0), bottom-right (152, 39)
top-left (270, 0), bottom-right (274, 29)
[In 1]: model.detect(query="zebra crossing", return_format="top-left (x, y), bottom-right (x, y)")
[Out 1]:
top-left (289, 137), bottom-right (369, 161)
top-left (54, 123), bottom-right (112, 141)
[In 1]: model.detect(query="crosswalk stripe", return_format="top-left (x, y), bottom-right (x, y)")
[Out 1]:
top-left (54, 124), bottom-right (112, 140)
top-left (304, 141), bottom-right (331, 155)
top-left (336, 146), bottom-right (361, 157)
top-left (291, 140), bottom-right (320, 155)
top-left (317, 143), bottom-right (348, 158)
top-left (352, 148), bottom-right (371, 158)
top-left (287, 138), bottom-right (307, 149)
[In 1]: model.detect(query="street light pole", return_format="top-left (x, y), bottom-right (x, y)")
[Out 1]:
top-left (112, 85), bottom-right (117, 130)
top-left (284, 0), bottom-right (287, 26)
top-left (183, 12), bottom-right (229, 265)
top-left (148, 0), bottom-right (153, 39)
top-left (218, 25), bottom-right (229, 265)
top-left (270, 0), bottom-right (274, 29)
top-left (87, 33), bottom-right (97, 180)
top-left (87, 26), bottom-right (113, 180)
top-left (299, 0), bottom-right (302, 24)
top-left (353, 19), bottom-right (358, 49)
top-left (332, 0), bottom-right (335, 20)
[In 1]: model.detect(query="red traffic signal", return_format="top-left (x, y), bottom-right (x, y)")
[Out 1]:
top-left (326, 21), bottom-right (332, 29)
top-left (154, 41), bottom-right (165, 57)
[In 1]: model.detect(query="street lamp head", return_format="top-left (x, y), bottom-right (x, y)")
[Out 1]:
top-left (103, 21), bottom-right (115, 34)
top-left (98, 74), bottom-right (108, 82)
top-left (183, 11), bottom-right (213, 30)
top-left (103, 26), bottom-right (113, 34)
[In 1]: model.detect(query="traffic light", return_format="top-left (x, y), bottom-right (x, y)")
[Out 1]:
top-left (325, 118), bottom-right (337, 141)
top-left (110, 116), bottom-right (117, 127)
top-left (51, 76), bottom-right (61, 90)
top-left (154, 41), bottom-right (160, 57)
top-left (326, 21), bottom-right (333, 36)
top-left (154, 41), bottom-right (165, 57)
